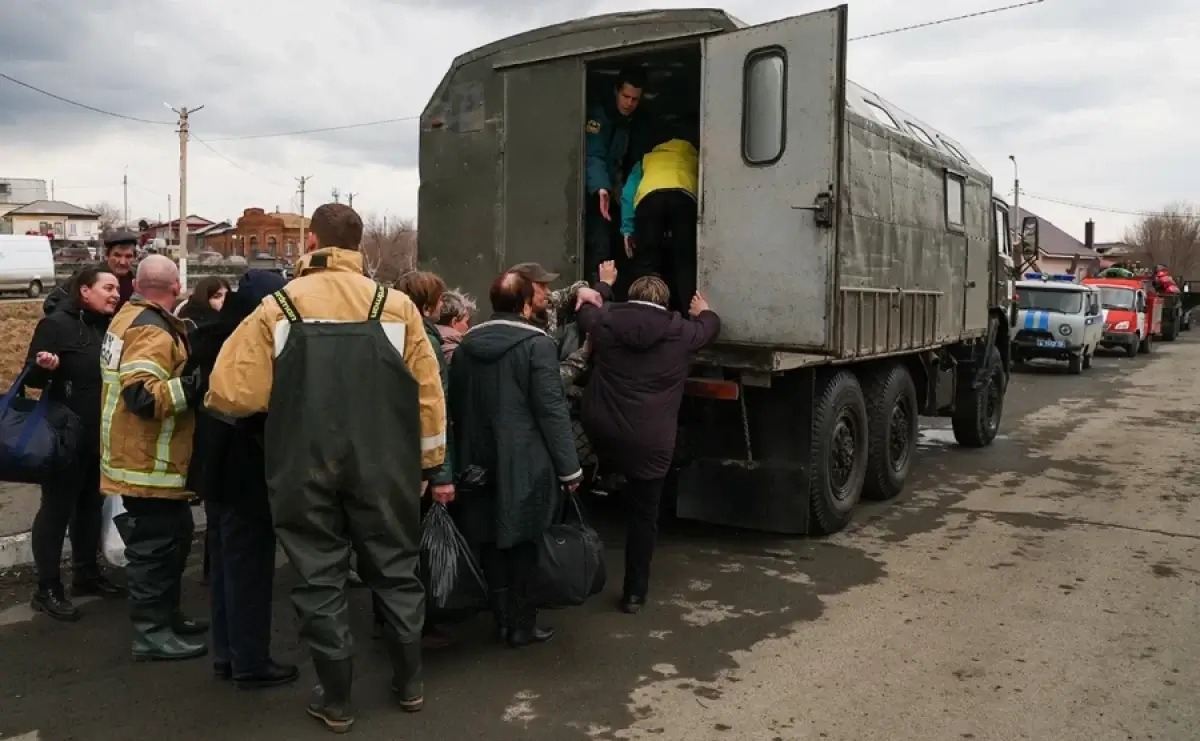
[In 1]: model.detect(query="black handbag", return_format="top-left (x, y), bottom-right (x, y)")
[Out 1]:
top-left (0, 364), bottom-right (80, 484)
top-left (528, 490), bottom-right (606, 608)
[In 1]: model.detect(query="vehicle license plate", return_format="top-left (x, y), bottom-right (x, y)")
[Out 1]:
top-left (1036, 339), bottom-right (1065, 348)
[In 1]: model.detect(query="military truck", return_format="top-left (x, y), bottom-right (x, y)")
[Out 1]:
top-left (418, 5), bottom-right (1014, 535)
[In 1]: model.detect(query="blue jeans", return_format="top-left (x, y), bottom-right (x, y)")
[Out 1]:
top-left (208, 501), bottom-right (278, 674)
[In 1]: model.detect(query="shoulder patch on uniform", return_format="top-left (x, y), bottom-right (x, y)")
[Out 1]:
top-left (586, 119), bottom-right (601, 134)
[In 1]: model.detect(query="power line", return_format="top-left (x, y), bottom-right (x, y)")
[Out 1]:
top-left (1019, 191), bottom-right (1196, 219)
top-left (203, 115), bottom-right (420, 142)
top-left (849, 0), bottom-right (1046, 41)
top-left (0, 72), bottom-right (175, 125)
top-left (191, 136), bottom-right (289, 187)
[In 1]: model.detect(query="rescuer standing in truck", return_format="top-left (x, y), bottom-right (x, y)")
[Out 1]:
top-left (205, 203), bottom-right (448, 733)
top-left (620, 125), bottom-right (699, 313)
top-left (585, 68), bottom-right (648, 283)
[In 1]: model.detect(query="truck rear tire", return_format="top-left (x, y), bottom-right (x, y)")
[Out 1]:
top-left (951, 344), bottom-right (1005, 448)
top-left (1140, 333), bottom-right (1154, 354)
top-left (27, 280), bottom-right (42, 299)
top-left (862, 363), bottom-right (917, 501)
top-left (808, 370), bottom-right (868, 535)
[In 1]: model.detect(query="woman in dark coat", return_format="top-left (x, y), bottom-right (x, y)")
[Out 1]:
top-left (449, 270), bottom-right (582, 648)
top-left (178, 276), bottom-right (228, 584)
top-left (189, 269), bottom-right (298, 688)
top-left (390, 270), bottom-right (457, 647)
top-left (577, 274), bottom-right (720, 613)
top-left (24, 266), bottom-right (125, 620)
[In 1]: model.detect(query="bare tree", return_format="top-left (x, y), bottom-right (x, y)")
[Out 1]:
top-left (87, 201), bottom-right (123, 237)
top-left (361, 214), bottom-right (417, 283)
top-left (1125, 203), bottom-right (1200, 278)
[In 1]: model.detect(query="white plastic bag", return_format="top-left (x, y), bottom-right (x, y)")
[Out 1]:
top-left (100, 495), bottom-right (128, 567)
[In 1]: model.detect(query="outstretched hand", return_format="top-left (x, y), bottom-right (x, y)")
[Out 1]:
top-left (575, 286), bottom-right (604, 311)
top-left (690, 292), bottom-right (710, 317)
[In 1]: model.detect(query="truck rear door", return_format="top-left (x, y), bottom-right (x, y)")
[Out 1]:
top-left (698, 4), bottom-right (847, 351)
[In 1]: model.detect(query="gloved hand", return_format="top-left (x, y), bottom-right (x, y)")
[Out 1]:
top-left (181, 365), bottom-right (207, 408)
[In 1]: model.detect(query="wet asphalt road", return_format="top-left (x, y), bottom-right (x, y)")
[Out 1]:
top-left (1, 338), bottom-right (1198, 741)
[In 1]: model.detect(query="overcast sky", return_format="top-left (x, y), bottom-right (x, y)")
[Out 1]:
top-left (0, 0), bottom-right (1194, 241)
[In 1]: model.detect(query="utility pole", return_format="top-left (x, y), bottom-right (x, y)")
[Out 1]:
top-left (331, 187), bottom-right (340, 204)
top-left (50, 179), bottom-right (55, 200)
top-left (167, 194), bottom-right (172, 234)
top-left (122, 168), bottom-right (129, 227)
top-left (296, 176), bottom-right (312, 251)
top-left (346, 192), bottom-right (357, 208)
top-left (169, 103), bottom-right (203, 288)
top-left (1008, 154), bottom-right (1020, 259)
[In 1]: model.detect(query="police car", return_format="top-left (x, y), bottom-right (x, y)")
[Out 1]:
top-left (1012, 273), bottom-right (1103, 374)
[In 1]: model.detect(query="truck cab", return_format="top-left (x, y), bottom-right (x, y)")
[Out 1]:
top-left (1084, 277), bottom-right (1159, 357)
top-left (1012, 273), bottom-right (1101, 374)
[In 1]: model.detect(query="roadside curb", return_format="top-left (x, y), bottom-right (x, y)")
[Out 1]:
top-left (0, 507), bottom-right (207, 572)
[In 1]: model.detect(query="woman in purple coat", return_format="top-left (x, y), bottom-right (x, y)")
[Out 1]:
top-left (575, 272), bottom-right (720, 613)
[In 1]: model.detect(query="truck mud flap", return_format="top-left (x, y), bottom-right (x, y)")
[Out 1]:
top-left (676, 459), bottom-right (809, 535)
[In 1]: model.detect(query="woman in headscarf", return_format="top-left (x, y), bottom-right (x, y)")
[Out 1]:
top-left (189, 269), bottom-right (298, 688)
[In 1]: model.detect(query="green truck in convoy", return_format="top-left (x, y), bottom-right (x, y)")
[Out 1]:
top-left (417, 5), bottom-right (1015, 535)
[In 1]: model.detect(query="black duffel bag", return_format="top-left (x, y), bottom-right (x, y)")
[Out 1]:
top-left (0, 364), bottom-right (81, 484)
top-left (528, 490), bottom-right (606, 609)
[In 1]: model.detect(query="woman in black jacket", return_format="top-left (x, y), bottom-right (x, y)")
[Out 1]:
top-left (24, 266), bottom-right (125, 621)
top-left (188, 269), bottom-right (298, 689)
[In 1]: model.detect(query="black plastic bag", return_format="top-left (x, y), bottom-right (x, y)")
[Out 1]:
top-left (528, 492), bottom-right (606, 609)
top-left (0, 365), bottom-right (80, 484)
top-left (420, 502), bottom-right (488, 623)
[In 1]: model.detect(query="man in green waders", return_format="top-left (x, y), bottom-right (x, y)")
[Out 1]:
top-left (206, 203), bottom-right (448, 733)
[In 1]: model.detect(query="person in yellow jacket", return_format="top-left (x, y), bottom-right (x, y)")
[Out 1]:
top-left (101, 254), bottom-right (210, 662)
top-left (619, 125), bottom-right (699, 312)
top-left (206, 203), bottom-right (447, 733)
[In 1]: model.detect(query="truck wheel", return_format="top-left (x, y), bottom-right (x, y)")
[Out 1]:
top-left (951, 344), bottom-right (1004, 448)
top-left (808, 370), bottom-right (868, 535)
top-left (862, 364), bottom-right (917, 501)
top-left (1140, 333), bottom-right (1154, 354)
top-left (1082, 348), bottom-right (1093, 370)
top-left (1125, 337), bottom-right (1139, 358)
top-left (1067, 353), bottom-right (1083, 375)
top-left (26, 280), bottom-right (42, 299)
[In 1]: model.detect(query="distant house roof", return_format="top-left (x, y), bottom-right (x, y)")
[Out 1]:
top-left (1014, 207), bottom-right (1098, 258)
top-left (5, 200), bottom-right (98, 218)
top-left (269, 211), bottom-right (310, 230)
top-left (193, 220), bottom-right (232, 236)
top-left (1094, 241), bottom-right (1135, 255)
top-left (144, 215), bottom-right (214, 230)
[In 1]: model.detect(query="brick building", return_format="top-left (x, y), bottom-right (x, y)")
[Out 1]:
top-left (204, 208), bottom-right (311, 259)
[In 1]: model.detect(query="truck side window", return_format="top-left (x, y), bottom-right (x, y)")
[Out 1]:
top-left (994, 204), bottom-right (1011, 257)
top-left (945, 172), bottom-right (965, 230)
top-left (742, 48), bottom-right (786, 165)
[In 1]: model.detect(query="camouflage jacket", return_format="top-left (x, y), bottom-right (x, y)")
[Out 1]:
top-left (543, 281), bottom-right (590, 390)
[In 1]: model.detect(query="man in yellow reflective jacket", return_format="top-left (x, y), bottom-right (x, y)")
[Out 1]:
top-left (101, 254), bottom-right (210, 662)
top-left (619, 127), bottom-right (699, 312)
top-left (206, 203), bottom-right (447, 732)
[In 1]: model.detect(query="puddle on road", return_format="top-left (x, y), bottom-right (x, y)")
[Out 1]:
top-left (917, 428), bottom-right (1010, 449)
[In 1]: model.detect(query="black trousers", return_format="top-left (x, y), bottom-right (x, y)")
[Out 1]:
top-left (208, 501), bottom-right (278, 674)
top-left (631, 191), bottom-right (697, 313)
top-left (116, 496), bottom-right (194, 624)
top-left (622, 477), bottom-right (666, 599)
top-left (32, 453), bottom-right (102, 586)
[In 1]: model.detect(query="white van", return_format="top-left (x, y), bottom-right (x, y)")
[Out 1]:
top-left (0, 235), bottom-right (58, 297)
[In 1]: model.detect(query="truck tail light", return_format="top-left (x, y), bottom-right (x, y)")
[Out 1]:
top-left (684, 378), bottom-right (740, 400)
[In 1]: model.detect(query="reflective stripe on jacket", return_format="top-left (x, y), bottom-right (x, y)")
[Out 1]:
top-left (204, 247), bottom-right (448, 471)
top-left (620, 140), bottom-right (699, 236)
top-left (99, 298), bottom-right (196, 499)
